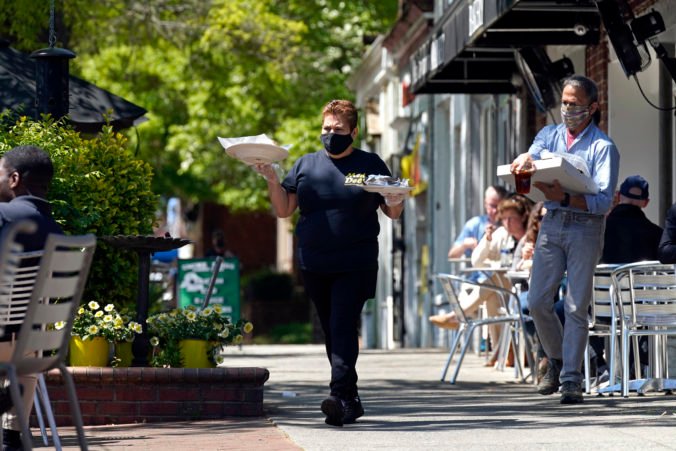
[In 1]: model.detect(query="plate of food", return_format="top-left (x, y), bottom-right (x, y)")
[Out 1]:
top-left (225, 143), bottom-right (289, 165)
top-left (357, 175), bottom-right (412, 194)
top-left (362, 185), bottom-right (414, 195)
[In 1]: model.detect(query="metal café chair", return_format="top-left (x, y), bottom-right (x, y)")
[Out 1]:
top-left (604, 262), bottom-right (676, 398)
top-left (435, 273), bottom-right (535, 384)
top-left (0, 221), bottom-right (61, 447)
top-left (0, 228), bottom-right (96, 450)
top-left (583, 263), bottom-right (621, 394)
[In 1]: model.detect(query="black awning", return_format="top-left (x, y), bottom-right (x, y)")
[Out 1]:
top-left (411, 0), bottom-right (601, 94)
top-left (0, 42), bottom-right (147, 133)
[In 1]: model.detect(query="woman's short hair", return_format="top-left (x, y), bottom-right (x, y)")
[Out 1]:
top-left (322, 99), bottom-right (358, 131)
top-left (498, 194), bottom-right (533, 229)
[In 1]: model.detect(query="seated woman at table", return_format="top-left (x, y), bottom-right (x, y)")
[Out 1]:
top-left (511, 202), bottom-right (551, 379)
top-left (430, 195), bottom-right (532, 362)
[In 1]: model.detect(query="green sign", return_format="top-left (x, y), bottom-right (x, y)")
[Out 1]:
top-left (177, 257), bottom-right (240, 320)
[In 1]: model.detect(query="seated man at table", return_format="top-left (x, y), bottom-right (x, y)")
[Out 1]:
top-left (432, 195), bottom-right (532, 363)
top-left (0, 145), bottom-right (63, 450)
top-left (431, 185), bottom-right (506, 327)
top-left (598, 175), bottom-right (661, 373)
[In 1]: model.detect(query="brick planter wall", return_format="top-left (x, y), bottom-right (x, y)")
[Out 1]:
top-left (38, 366), bottom-right (269, 426)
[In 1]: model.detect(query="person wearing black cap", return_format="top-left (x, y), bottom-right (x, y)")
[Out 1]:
top-left (595, 175), bottom-right (662, 375)
top-left (603, 175), bottom-right (662, 264)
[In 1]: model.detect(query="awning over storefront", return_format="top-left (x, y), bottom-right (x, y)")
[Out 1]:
top-left (411, 0), bottom-right (601, 94)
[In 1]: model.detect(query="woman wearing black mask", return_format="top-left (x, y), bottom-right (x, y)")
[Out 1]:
top-left (253, 99), bottom-right (404, 427)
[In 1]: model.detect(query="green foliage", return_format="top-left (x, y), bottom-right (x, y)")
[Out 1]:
top-left (146, 305), bottom-right (253, 367)
top-left (0, 115), bottom-right (158, 304)
top-left (0, 0), bottom-right (399, 212)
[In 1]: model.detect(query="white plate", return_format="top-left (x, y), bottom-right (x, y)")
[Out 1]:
top-left (225, 143), bottom-right (288, 165)
top-left (362, 185), bottom-right (414, 195)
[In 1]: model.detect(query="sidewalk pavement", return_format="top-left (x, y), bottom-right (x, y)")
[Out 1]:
top-left (51, 344), bottom-right (676, 450)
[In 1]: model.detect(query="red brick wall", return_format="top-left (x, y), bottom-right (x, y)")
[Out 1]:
top-left (200, 203), bottom-right (277, 276)
top-left (586, 40), bottom-right (609, 133)
top-left (39, 366), bottom-right (269, 426)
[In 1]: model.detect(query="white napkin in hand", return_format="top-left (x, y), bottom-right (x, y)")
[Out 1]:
top-left (217, 134), bottom-right (291, 150)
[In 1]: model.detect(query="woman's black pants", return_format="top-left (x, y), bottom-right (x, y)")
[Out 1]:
top-left (301, 269), bottom-right (377, 400)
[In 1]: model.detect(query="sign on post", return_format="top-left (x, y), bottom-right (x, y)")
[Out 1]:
top-left (177, 257), bottom-right (240, 320)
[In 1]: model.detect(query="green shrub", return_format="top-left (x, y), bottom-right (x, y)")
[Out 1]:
top-left (0, 115), bottom-right (158, 306)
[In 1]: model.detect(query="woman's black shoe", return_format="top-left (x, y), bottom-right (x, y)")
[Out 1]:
top-left (343, 396), bottom-right (364, 424)
top-left (321, 396), bottom-right (344, 427)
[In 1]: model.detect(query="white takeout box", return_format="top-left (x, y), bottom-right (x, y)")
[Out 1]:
top-left (497, 156), bottom-right (598, 202)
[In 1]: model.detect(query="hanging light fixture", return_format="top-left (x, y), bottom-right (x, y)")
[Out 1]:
top-left (29, 0), bottom-right (76, 121)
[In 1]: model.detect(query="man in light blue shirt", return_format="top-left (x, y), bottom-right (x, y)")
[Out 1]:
top-left (447, 185), bottom-right (507, 281)
top-left (511, 75), bottom-right (620, 404)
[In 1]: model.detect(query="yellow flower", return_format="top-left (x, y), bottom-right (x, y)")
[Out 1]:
top-left (213, 305), bottom-right (223, 314)
top-left (103, 315), bottom-right (113, 323)
top-left (54, 321), bottom-right (65, 330)
top-left (186, 311), bottom-right (197, 322)
top-left (202, 307), bottom-right (213, 316)
top-left (218, 328), bottom-right (230, 338)
top-left (150, 336), bottom-right (160, 347)
top-left (214, 323), bottom-right (223, 331)
top-left (131, 322), bottom-right (143, 333)
top-left (78, 307), bottom-right (85, 315)
top-left (88, 301), bottom-right (100, 310)
top-left (233, 335), bottom-right (243, 345)
top-left (87, 325), bottom-right (99, 335)
top-left (114, 317), bottom-right (124, 328)
top-left (95, 311), bottom-right (104, 318)
top-left (104, 304), bottom-right (115, 312)
top-left (243, 322), bottom-right (253, 334)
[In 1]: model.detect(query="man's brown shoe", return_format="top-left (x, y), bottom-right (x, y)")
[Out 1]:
top-left (537, 358), bottom-right (562, 395)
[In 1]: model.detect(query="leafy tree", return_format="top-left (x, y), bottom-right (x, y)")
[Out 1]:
top-left (0, 0), bottom-right (398, 212)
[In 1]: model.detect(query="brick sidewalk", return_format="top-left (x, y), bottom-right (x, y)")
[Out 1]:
top-left (54, 418), bottom-right (300, 450)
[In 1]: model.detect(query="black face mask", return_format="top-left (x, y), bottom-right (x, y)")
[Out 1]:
top-left (320, 132), bottom-right (353, 155)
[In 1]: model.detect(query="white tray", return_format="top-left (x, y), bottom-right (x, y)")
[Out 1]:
top-left (225, 143), bottom-right (288, 165)
top-left (497, 156), bottom-right (598, 202)
top-left (362, 185), bottom-right (414, 195)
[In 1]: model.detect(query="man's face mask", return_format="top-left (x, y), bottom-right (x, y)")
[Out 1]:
top-left (560, 104), bottom-right (591, 130)
top-left (320, 132), bottom-right (353, 155)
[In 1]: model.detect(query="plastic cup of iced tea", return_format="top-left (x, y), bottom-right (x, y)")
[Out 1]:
top-left (514, 170), bottom-right (533, 194)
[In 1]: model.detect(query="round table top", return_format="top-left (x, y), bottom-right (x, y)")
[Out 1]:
top-left (101, 235), bottom-right (192, 252)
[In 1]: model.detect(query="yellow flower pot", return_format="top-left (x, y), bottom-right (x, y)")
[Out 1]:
top-left (69, 336), bottom-right (109, 367)
top-left (114, 341), bottom-right (134, 367)
top-left (179, 339), bottom-right (216, 368)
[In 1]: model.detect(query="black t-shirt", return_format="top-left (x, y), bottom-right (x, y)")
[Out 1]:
top-left (282, 148), bottom-right (392, 272)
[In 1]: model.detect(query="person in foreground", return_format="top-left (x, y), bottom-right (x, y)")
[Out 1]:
top-left (253, 100), bottom-right (404, 426)
top-left (0, 145), bottom-right (63, 450)
top-left (510, 75), bottom-right (620, 404)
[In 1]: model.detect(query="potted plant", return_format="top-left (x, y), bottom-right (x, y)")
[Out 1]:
top-left (146, 305), bottom-right (253, 368)
top-left (67, 301), bottom-right (142, 367)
